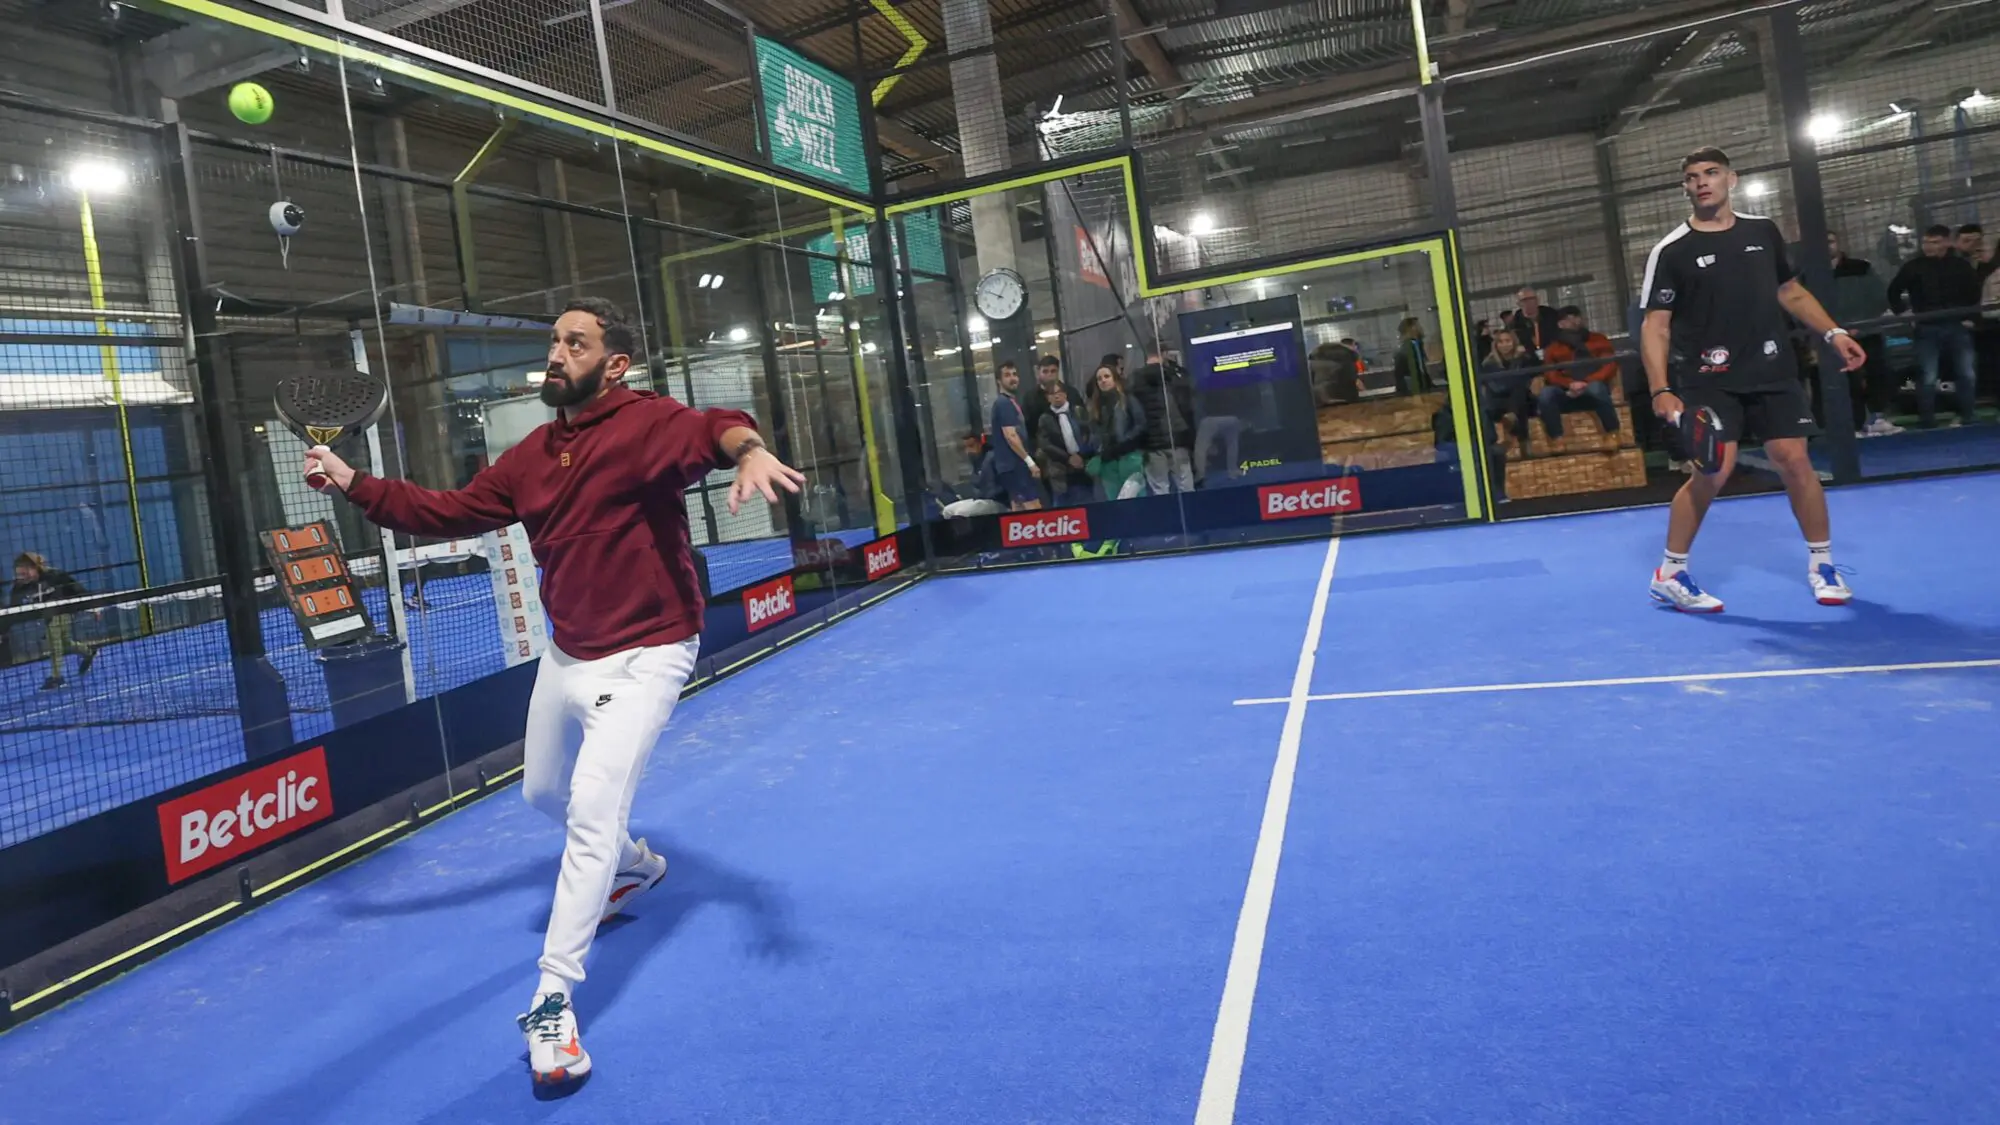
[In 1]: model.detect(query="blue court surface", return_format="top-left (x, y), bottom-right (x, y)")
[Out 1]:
top-left (3, 474), bottom-right (1997, 1123)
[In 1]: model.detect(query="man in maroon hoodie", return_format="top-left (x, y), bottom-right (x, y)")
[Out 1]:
top-left (304, 298), bottom-right (804, 1086)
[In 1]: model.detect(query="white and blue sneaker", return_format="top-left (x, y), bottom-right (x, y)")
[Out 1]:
top-left (518, 992), bottom-right (590, 1086)
top-left (601, 838), bottom-right (667, 924)
top-left (1650, 568), bottom-right (1724, 614)
top-left (1810, 563), bottom-right (1854, 606)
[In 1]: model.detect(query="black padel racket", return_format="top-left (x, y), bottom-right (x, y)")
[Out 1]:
top-left (1671, 404), bottom-right (1725, 475)
top-left (274, 369), bottom-right (388, 489)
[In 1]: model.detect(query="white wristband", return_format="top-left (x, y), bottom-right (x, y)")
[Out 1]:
top-left (1824, 327), bottom-right (1850, 342)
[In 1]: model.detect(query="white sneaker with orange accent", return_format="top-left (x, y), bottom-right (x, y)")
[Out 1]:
top-left (602, 838), bottom-right (668, 924)
top-left (519, 992), bottom-right (590, 1085)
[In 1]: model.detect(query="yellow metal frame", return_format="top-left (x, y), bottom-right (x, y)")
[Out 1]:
top-left (829, 211), bottom-right (898, 536)
top-left (150, 0), bottom-right (875, 216)
top-left (882, 155), bottom-right (1489, 519)
top-left (78, 191), bottom-right (156, 610)
top-left (868, 0), bottom-right (928, 107)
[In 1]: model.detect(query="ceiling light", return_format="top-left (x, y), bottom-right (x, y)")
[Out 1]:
top-left (728, 327), bottom-right (749, 343)
top-left (1807, 113), bottom-right (1843, 141)
top-left (1189, 212), bottom-right (1216, 237)
top-left (70, 161), bottom-right (124, 194)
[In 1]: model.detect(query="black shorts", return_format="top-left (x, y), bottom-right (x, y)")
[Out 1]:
top-left (1675, 381), bottom-right (1818, 445)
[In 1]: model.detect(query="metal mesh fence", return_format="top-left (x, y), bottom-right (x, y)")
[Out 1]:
top-left (1137, 97), bottom-right (1431, 273)
top-left (348, 0), bottom-right (609, 106)
top-left (602, 0), bottom-right (760, 157)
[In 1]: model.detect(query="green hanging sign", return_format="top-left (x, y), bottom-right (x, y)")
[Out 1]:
top-left (804, 212), bottom-right (950, 303)
top-left (755, 37), bottom-right (870, 197)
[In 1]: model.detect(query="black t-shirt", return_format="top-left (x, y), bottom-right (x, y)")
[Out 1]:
top-left (1640, 214), bottom-right (1797, 392)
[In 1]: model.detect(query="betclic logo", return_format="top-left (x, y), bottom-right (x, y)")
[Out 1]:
top-left (157, 747), bottom-right (333, 884)
top-left (1000, 509), bottom-right (1090, 547)
top-left (863, 537), bottom-right (902, 581)
top-left (1258, 477), bottom-right (1362, 520)
top-left (744, 575), bottom-right (797, 632)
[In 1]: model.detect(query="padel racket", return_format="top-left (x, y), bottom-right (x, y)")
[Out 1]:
top-left (1670, 404), bottom-right (1725, 475)
top-left (274, 369), bottom-right (388, 489)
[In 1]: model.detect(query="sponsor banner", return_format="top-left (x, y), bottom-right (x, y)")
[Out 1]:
top-left (1258, 476), bottom-right (1363, 520)
top-left (792, 537), bottom-right (854, 570)
top-left (157, 747), bottom-right (333, 884)
top-left (863, 536), bottom-right (902, 581)
top-left (744, 574), bottom-right (798, 632)
top-left (482, 523), bottom-right (548, 667)
top-left (1001, 508), bottom-right (1091, 547)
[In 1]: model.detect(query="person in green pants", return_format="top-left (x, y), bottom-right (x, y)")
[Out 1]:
top-left (10, 552), bottom-right (95, 690)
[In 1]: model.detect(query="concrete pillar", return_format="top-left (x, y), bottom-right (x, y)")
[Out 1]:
top-left (942, 0), bottom-right (1015, 278)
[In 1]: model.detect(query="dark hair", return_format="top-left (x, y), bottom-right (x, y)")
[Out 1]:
top-left (1959, 223), bottom-right (1984, 236)
top-left (14, 552), bottom-right (48, 572)
top-left (1926, 224), bottom-right (1955, 239)
top-left (1557, 305), bottom-right (1584, 320)
top-left (1099, 352), bottom-right (1122, 369)
top-left (998, 360), bottom-right (1018, 375)
top-left (1036, 354), bottom-right (1060, 369)
top-left (562, 297), bottom-right (638, 360)
top-left (1681, 146), bottom-right (1731, 171)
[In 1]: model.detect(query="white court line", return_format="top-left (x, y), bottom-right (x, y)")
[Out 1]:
top-left (1196, 536), bottom-right (1341, 1125)
top-left (1230, 658), bottom-right (2000, 707)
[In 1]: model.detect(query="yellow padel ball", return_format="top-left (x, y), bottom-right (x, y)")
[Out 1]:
top-left (229, 82), bottom-right (274, 125)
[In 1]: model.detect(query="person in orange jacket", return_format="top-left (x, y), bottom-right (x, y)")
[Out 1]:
top-left (1537, 305), bottom-right (1622, 449)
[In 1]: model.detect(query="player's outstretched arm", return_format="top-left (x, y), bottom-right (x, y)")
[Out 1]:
top-left (305, 445), bottom-right (518, 537)
top-left (718, 426), bottom-right (806, 515)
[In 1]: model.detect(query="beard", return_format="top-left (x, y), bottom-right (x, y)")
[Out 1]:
top-left (539, 359), bottom-right (605, 408)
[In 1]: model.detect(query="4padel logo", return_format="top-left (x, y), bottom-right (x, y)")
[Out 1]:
top-left (158, 747), bottom-right (333, 884)
top-left (863, 537), bottom-right (902, 581)
top-left (744, 575), bottom-right (797, 632)
top-left (1259, 477), bottom-right (1362, 520)
top-left (1000, 509), bottom-right (1090, 547)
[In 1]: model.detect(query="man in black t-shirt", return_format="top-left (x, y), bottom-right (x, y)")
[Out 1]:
top-left (1639, 146), bottom-right (1869, 614)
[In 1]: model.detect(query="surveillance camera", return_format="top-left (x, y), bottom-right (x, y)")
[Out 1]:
top-left (269, 201), bottom-right (304, 237)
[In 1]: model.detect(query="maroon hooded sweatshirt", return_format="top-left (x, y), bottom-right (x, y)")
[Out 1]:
top-left (343, 384), bottom-right (756, 659)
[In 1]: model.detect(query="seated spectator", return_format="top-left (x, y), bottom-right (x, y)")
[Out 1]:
top-left (1087, 364), bottom-right (1148, 500)
top-left (1310, 339), bottom-right (1364, 405)
top-left (1034, 382), bottom-right (1098, 506)
top-left (939, 431), bottom-right (1007, 517)
top-left (11, 551), bottom-right (95, 690)
top-left (1479, 328), bottom-right (1538, 456)
top-left (1507, 287), bottom-right (1565, 359)
top-left (1537, 306), bottom-right (1621, 450)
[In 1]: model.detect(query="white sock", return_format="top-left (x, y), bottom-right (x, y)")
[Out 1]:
top-left (1660, 551), bottom-right (1689, 578)
top-left (535, 973), bottom-right (571, 1003)
top-left (1808, 541), bottom-right (1832, 571)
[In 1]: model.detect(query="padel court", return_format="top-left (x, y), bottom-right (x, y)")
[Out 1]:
top-left (2, 473), bottom-right (1996, 1124)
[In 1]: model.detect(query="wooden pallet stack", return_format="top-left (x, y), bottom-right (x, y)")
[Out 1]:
top-left (1318, 392), bottom-right (1444, 471)
top-left (1500, 394), bottom-right (1649, 500)
top-left (1313, 388), bottom-right (1652, 501)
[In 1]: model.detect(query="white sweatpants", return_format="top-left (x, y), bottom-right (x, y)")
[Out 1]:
top-left (522, 637), bottom-right (699, 991)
